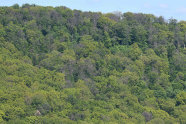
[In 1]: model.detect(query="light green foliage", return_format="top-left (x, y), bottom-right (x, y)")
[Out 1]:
top-left (128, 43), bottom-right (142, 60)
top-left (0, 110), bottom-right (5, 123)
top-left (75, 35), bottom-right (99, 58)
top-left (176, 92), bottom-right (186, 105)
top-left (97, 16), bottom-right (116, 30)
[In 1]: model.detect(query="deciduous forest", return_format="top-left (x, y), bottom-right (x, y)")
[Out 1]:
top-left (0, 4), bottom-right (185, 124)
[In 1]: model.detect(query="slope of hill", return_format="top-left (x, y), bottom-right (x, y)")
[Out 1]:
top-left (0, 4), bottom-right (185, 123)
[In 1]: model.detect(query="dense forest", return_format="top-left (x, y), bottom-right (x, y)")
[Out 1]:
top-left (0, 4), bottom-right (185, 124)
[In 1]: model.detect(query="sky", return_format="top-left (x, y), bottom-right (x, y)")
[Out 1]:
top-left (0, 0), bottom-right (186, 21)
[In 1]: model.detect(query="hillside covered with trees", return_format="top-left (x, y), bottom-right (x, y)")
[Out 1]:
top-left (0, 4), bottom-right (186, 124)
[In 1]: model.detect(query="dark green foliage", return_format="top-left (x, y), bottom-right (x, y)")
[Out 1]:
top-left (0, 4), bottom-right (185, 123)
